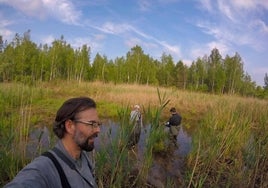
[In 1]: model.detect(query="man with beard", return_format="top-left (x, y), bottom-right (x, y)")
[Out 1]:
top-left (4, 97), bottom-right (101, 188)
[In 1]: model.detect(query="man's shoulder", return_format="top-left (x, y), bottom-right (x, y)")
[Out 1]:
top-left (26, 154), bottom-right (57, 170)
top-left (4, 155), bottom-right (60, 187)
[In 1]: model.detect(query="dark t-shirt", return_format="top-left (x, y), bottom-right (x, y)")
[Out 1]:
top-left (169, 113), bottom-right (182, 126)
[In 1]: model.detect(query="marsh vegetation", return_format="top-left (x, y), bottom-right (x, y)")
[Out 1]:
top-left (0, 81), bottom-right (267, 187)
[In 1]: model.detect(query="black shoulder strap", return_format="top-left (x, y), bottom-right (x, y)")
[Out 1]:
top-left (52, 147), bottom-right (76, 170)
top-left (52, 147), bottom-right (94, 187)
top-left (42, 151), bottom-right (71, 188)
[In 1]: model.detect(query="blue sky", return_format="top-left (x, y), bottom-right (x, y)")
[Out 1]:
top-left (0, 0), bottom-right (268, 86)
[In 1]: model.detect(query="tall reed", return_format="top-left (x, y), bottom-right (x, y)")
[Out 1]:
top-left (95, 88), bottom-right (171, 187)
top-left (0, 82), bottom-right (56, 186)
top-left (186, 98), bottom-right (268, 187)
top-left (95, 106), bottom-right (135, 187)
top-left (0, 83), bottom-right (40, 185)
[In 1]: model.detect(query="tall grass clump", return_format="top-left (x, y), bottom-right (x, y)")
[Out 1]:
top-left (0, 83), bottom-right (48, 186)
top-left (186, 98), bottom-right (268, 187)
top-left (95, 106), bottom-right (135, 187)
top-left (95, 89), bottom-right (171, 187)
top-left (138, 89), bottom-right (170, 185)
top-left (0, 85), bottom-right (31, 183)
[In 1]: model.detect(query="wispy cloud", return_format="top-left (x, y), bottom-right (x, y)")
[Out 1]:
top-left (91, 21), bottom-right (181, 59)
top-left (252, 19), bottom-right (268, 34)
top-left (92, 22), bottom-right (132, 35)
top-left (156, 40), bottom-right (181, 58)
top-left (0, 0), bottom-right (81, 25)
top-left (196, 0), bottom-right (268, 53)
top-left (218, 1), bottom-right (236, 22)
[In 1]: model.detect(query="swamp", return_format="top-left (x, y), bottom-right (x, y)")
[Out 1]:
top-left (0, 81), bottom-right (268, 187)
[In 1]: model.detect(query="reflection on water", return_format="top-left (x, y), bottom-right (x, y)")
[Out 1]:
top-left (26, 126), bottom-right (50, 158)
top-left (177, 126), bottom-right (192, 156)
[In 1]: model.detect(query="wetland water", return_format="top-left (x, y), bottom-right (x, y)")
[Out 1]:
top-left (27, 120), bottom-right (192, 187)
top-left (95, 120), bottom-right (192, 187)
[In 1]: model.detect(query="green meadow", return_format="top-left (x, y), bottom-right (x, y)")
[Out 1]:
top-left (1, 81), bottom-right (267, 187)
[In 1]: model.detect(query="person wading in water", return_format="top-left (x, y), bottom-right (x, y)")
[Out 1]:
top-left (128, 104), bottom-right (142, 149)
top-left (165, 107), bottom-right (182, 147)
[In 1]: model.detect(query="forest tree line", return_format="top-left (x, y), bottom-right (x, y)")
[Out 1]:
top-left (0, 30), bottom-right (268, 98)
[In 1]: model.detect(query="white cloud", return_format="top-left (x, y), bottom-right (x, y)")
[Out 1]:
top-left (218, 1), bottom-right (236, 21)
top-left (158, 41), bottom-right (181, 57)
top-left (41, 35), bottom-right (55, 45)
top-left (190, 41), bottom-right (229, 60)
top-left (0, 0), bottom-right (81, 25)
top-left (0, 0), bottom-right (46, 19)
top-left (196, 0), bottom-right (268, 54)
top-left (230, 0), bottom-right (268, 10)
top-left (43, 0), bottom-right (81, 25)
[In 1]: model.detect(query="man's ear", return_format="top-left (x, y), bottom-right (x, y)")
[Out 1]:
top-left (65, 120), bottom-right (75, 134)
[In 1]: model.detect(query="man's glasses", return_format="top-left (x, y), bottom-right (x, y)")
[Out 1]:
top-left (74, 120), bottom-right (102, 128)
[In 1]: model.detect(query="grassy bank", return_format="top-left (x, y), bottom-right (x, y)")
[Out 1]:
top-left (0, 80), bottom-right (267, 187)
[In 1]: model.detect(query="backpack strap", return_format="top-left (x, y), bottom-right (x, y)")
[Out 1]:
top-left (42, 151), bottom-right (71, 188)
top-left (52, 147), bottom-right (94, 187)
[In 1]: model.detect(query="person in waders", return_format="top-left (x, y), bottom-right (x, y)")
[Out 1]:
top-left (165, 107), bottom-right (182, 147)
top-left (128, 104), bottom-right (142, 149)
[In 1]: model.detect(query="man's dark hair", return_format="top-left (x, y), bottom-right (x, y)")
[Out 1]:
top-left (53, 97), bottom-right (96, 139)
top-left (170, 107), bottom-right (176, 113)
